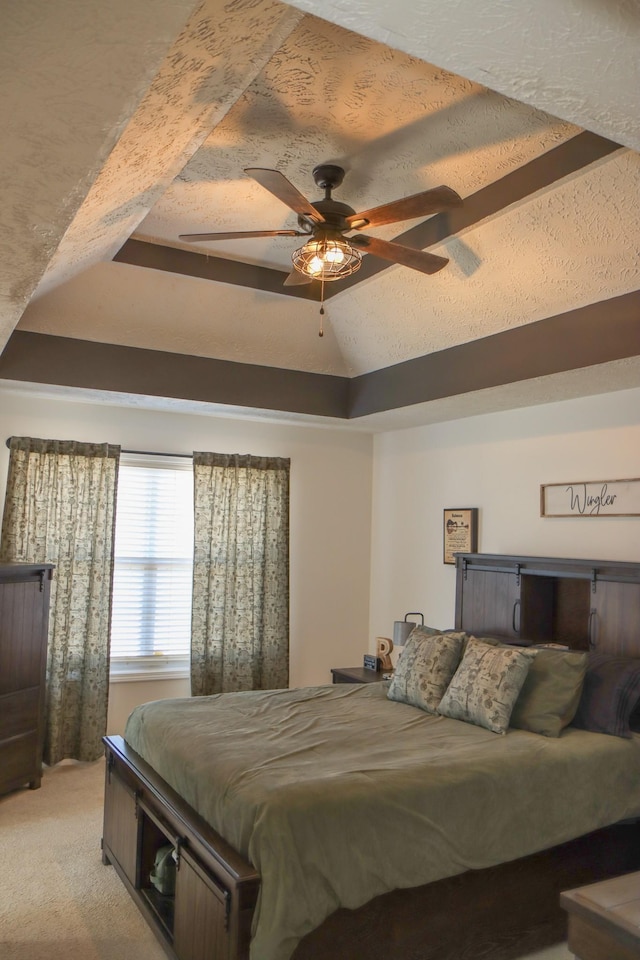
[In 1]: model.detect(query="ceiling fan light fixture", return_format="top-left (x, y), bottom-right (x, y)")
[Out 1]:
top-left (292, 237), bottom-right (362, 281)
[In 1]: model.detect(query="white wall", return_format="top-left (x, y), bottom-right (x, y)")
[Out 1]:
top-left (0, 388), bottom-right (373, 732)
top-left (3, 382), bottom-right (639, 731)
top-left (370, 387), bottom-right (640, 646)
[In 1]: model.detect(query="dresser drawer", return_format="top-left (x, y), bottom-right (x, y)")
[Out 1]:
top-left (0, 686), bottom-right (40, 740)
top-left (0, 731), bottom-right (40, 792)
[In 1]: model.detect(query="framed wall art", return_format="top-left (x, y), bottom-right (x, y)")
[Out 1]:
top-left (443, 508), bottom-right (478, 564)
top-left (541, 478), bottom-right (640, 518)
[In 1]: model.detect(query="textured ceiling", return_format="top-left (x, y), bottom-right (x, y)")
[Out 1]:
top-left (2, 0), bottom-right (640, 424)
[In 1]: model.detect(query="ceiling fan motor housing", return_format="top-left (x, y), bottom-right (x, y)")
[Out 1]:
top-left (298, 199), bottom-right (356, 234)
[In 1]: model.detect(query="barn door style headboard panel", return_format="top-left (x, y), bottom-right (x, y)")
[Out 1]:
top-left (454, 554), bottom-right (640, 657)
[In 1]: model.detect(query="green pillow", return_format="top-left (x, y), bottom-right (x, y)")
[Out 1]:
top-left (510, 648), bottom-right (588, 737)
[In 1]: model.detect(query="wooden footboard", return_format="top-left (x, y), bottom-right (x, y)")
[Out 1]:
top-left (103, 734), bottom-right (640, 960)
top-left (102, 736), bottom-right (260, 960)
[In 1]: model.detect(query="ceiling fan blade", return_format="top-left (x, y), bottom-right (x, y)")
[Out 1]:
top-left (347, 185), bottom-right (462, 229)
top-left (179, 229), bottom-right (304, 242)
top-left (245, 168), bottom-right (325, 224)
top-left (283, 269), bottom-right (312, 287)
top-left (350, 234), bottom-right (449, 275)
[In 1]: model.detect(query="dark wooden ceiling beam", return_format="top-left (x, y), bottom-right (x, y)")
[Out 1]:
top-left (330, 130), bottom-right (622, 295)
top-left (2, 289), bottom-right (638, 421)
top-left (0, 331), bottom-right (349, 418)
top-left (115, 131), bottom-right (621, 299)
top-left (348, 288), bottom-right (640, 417)
top-left (114, 239), bottom-right (321, 301)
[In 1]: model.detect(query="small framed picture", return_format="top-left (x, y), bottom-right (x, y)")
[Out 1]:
top-left (443, 508), bottom-right (478, 564)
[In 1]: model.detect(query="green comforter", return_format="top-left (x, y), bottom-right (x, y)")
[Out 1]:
top-left (124, 683), bottom-right (640, 960)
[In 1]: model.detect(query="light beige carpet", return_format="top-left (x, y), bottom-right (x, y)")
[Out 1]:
top-left (0, 760), bottom-right (573, 960)
top-left (0, 759), bottom-right (165, 960)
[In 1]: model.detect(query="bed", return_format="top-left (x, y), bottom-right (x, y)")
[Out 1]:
top-left (102, 552), bottom-right (640, 960)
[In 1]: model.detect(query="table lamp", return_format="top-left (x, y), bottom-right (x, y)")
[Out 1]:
top-left (393, 613), bottom-right (425, 650)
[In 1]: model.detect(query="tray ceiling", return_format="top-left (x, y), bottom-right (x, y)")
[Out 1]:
top-left (1, 0), bottom-right (639, 424)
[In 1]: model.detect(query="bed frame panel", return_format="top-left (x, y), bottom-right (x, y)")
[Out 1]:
top-left (102, 736), bottom-right (260, 960)
top-left (454, 553), bottom-right (640, 654)
top-left (293, 822), bottom-right (640, 960)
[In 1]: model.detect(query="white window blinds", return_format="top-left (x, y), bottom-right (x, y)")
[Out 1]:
top-left (110, 454), bottom-right (194, 667)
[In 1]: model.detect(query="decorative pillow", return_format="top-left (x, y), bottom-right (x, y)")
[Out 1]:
top-left (387, 632), bottom-right (466, 714)
top-left (404, 624), bottom-right (449, 644)
top-left (460, 634), bottom-right (502, 654)
top-left (571, 653), bottom-right (640, 738)
top-left (437, 638), bottom-right (537, 734)
top-left (509, 648), bottom-right (588, 737)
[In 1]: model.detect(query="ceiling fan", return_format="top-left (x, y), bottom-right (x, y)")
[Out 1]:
top-left (179, 164), bottom-right (462, 287)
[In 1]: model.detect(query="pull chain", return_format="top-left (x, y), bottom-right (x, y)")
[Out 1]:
top-left (319, 278), bottom-right (325, 337)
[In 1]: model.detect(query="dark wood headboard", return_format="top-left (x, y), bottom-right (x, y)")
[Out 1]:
top-left (454, 553), bottom-right (640, 657)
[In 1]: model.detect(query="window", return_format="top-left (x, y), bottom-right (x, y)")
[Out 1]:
top-left (110, 454), bottom-right (194, 680)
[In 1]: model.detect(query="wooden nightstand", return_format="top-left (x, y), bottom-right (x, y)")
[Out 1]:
top-left (331, 667), bottom-right (385, 684)
top-left (561, 871), bottom-right (640, 960)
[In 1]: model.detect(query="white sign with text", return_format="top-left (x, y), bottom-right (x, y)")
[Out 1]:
top-left (541, 478), bottom-right (640, 517)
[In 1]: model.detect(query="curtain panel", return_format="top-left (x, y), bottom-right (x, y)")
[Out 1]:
top-left (0, 437), bottom-right (120, 764)
top-left (191, 452), bottom-right (290, 696)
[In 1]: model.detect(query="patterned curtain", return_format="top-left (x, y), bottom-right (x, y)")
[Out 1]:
top-left (0, 437), bottom-right (120, 764)
top-left (191, 452), bottom-right (290, 696)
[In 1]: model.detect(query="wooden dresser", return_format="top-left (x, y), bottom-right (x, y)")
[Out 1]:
top-left (0, 562), bottom-right (54, 795)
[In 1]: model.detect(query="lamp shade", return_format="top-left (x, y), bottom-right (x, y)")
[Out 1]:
top-left (393, 612), bottom-right (424, 647)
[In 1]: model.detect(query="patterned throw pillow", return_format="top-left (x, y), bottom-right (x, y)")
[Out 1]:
top-left (387, 631), bottom-right (466, 714)
top-left (404, 624), bottom-right (449, 642)
top-left (438, 638), bottom-right (537, 734)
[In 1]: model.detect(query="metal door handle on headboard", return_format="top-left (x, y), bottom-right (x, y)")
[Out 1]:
top-left (588, 609), bottom-right (597, 650)
top-left (512, 599), bottom-right (521, 635)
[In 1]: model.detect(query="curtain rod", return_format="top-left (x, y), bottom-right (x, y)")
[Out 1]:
top-left (122, 449), bottom-right (193, 459)
top-left (5, 438), bottom-right (192, 459)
